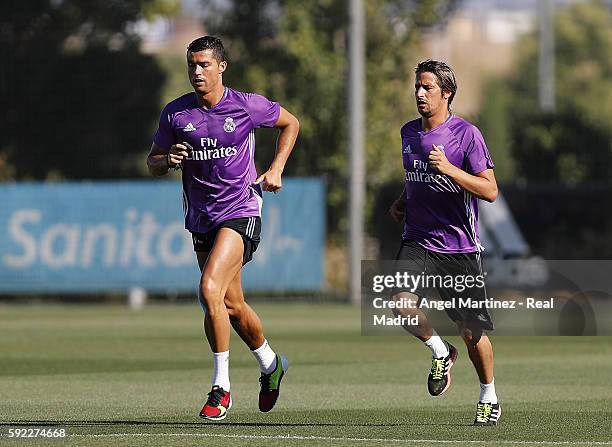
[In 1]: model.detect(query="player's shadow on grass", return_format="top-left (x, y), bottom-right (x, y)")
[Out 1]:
top-left (1, 420), bottom-right (466, 427)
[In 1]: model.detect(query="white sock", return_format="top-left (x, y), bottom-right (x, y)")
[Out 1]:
top-left (479, 378), bottom-right (498, 404)
top-left (251, 339), bottom-right (277, 374)
top-left (424, 331), bottom-right (449, 358)
top-left (212, 351), bottom-right (230, 391)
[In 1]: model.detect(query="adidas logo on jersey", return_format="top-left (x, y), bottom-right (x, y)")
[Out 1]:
top-left (184, 122), bottom-right (196, 132)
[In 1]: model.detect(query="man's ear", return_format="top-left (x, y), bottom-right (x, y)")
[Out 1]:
top-left (219, 60), bottom-right (227, 74)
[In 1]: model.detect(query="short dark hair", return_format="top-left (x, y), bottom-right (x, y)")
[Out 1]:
top-left (187, 36), bottom-right (226, 62)
top-left (415, 60), bottom-right (457, 109)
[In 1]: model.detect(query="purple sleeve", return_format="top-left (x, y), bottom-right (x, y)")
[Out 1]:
top-left (465, 126), bottom-right (494, 174)
top-left (245, 93), bottom-right (281, 128)
top-left (153, 106), bottom-right (175, 151)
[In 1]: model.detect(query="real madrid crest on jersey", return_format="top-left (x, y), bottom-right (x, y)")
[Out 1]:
top-left (223, 117), bottom-right (236, 133)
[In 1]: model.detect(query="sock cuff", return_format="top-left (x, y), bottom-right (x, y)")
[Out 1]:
top-left (213, 351), bottom-right (229, 358)
top-left (423, 330), bottom-right (439, 344)
top-left (251, 339), bottom-right (269, 354)
top-left (480, 378), bottom-right (495, 387)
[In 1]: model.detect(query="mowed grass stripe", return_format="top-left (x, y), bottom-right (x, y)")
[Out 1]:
top-left (0, 303), bottom-right (610, 447)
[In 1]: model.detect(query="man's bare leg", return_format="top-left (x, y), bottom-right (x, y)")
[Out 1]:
top-left (392, 291), bottom-right (434, 341)
top-left (197, 228), bottom-right (243, 400)
top-left (197, 246), bottom-right (272, 353)
top-left (196, 228), bottom-right (245, 420)
top-left (392, 291), bottom-right (457, 396)
top-left (198, 228), bottom-right (244, 353)
top-left (458, 322), bottom-right (494, 384)
top-left (223, 269), bottom-right (265, 350)
top-left (197, 229), bottom-right (287, 413)
top-left (458, 321), bottom-right (500, 426)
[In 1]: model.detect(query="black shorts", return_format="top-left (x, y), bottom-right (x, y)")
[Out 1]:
top-left (191, 217), bottom-right (261, 265)
top-left (394, 240), bottom-right (494, 331)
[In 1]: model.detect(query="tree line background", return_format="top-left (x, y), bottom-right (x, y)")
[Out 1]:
top-left (1, 0), bottom-right (611, 261)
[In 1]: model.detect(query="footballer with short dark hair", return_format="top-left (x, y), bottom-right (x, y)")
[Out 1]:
top-left (147, 36), bottom-right (299, 421)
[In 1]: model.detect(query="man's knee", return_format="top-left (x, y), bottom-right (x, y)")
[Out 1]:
top-left (198, 289), bottom-right (209, 314)
top-left (391, 291), bottom-right (419, 317)
top-left (200, 277), bottom-right (224, 314)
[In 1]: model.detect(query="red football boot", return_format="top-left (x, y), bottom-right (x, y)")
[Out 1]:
top-left (200, 386), bottom-right (232, 421)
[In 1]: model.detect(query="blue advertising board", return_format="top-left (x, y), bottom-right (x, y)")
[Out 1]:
top-left (0, 179), bottom-right (324, 293)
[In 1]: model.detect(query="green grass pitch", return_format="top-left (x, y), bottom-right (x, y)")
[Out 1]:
top-left (0, 303), bottom-right (610, 446)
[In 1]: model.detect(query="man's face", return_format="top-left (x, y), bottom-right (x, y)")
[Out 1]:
top-left (414, 71), bottom-right (449, 118)
top-left (187, 49), bottom-right (227, 94)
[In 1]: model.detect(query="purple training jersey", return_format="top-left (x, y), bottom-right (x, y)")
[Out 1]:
top-left (401, 115), bottom-right (494, 253)
top-left (153, 87), bottom-right (280, 234)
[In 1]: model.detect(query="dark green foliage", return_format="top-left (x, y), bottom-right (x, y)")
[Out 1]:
top-left (478, 1), bottom-right (612, 183)
top-left (0, 0), bottom-right (167, 180)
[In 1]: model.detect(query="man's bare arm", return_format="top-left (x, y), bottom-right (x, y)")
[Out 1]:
top-left (389, 185), bottom-right (407, 223)
top-left (447, 168), bottom-right (498, 202)
top-left (255, 107), bottom-right (300, 192)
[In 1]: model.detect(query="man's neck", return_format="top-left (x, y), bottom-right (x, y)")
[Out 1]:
top-left (421, 111), bottom-right (450, 132)
top-left (195, 85), bottom-right (225, 109)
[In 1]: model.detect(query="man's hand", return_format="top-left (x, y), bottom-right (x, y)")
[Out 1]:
top-left (167, 143), bottom-right (190, 168)
top-left (428, 144), bottom-right (456, 176)
top-left (255, 168), bottom-right (282, 193)
top-left (389, 198), bottom-right (406, 223)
